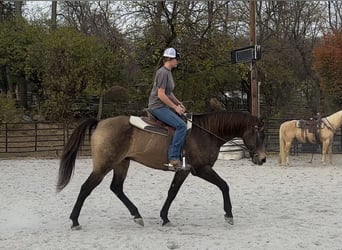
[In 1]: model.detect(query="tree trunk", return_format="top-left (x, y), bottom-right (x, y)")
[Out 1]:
top-left (51, 1), bottom-right (57, 30)
top-left (97, 90), bottom-right (103, 120)
top-left (18, 76), bottom-right (28, 109)
top-left (15, 1), bottom-right (22, 17)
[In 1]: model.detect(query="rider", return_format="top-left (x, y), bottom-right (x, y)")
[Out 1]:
top-left (148, 48), bottom-right (188, 170)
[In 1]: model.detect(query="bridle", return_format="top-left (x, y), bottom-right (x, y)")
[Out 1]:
top-left (183, 114), bottom-right (263, 157)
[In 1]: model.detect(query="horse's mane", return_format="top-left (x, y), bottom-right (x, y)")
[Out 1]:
top-left (192, 111), bottom-right (258, 135)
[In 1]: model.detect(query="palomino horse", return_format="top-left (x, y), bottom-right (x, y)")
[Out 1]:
top-left (57, 111), bottom-right (266, 229)
top-left (279, 110), bottom-right (342, 166)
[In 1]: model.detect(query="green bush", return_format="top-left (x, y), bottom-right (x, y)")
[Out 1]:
top-left (0, 95), bottom-right (23, 123)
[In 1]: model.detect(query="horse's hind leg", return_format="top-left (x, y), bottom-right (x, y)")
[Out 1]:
top-left (69, 171), bottom-right (105, 229)
top-left (109, 160), bottom-right (143, 226)
top-left (193, 165), bottom-right (234, 225)
top-left (160, 171), bottom-right (190, 226)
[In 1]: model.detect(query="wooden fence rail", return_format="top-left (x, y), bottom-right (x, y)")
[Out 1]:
top-left (0, 119), bottom-right (342, 158)
top-left (0, 122), bottom-right (90, 157)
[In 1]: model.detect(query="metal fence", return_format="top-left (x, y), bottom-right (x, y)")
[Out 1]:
top-left (1, 119), bottom-right (342, 158)
top-left (0, 122), bottom-right (90, 157)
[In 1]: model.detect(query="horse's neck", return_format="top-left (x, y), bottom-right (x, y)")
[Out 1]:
top-left (192, 116), bottom-right (234, 144)
top-left (326, 111), bottom-right (342, 128)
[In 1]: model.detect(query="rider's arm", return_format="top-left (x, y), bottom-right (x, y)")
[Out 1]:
top-left (157, 88), bottom-right (184, 115)
top-left (170, 92), bottom-right (186, 111)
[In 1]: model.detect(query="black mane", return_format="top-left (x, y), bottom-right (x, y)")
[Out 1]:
top-left (192, 111), bottom-right (258, 136)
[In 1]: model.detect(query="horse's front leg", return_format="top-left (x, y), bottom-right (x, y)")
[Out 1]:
top-left (160, 170), bottom-right (190, 226)
top-left (193, 165), bottom-right (234, 225)
top-left (284, 141), bottom-right (292, 166)
top-left (328, 142), bottom-right (333, 165)
top-left (321, 141), bottom-right (328, 165)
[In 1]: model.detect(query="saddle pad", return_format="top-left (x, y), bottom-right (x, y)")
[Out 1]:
top-left (129, 115), bottom-right (193, 136)
top-left (129, 116), bottom-right (168, 136)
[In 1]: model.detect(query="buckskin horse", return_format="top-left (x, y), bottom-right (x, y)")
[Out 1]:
top-left (279, 110), bottom-right (342, 166)
top-left (57, 110), bottom-right (266, 229)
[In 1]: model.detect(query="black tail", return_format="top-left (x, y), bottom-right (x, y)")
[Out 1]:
top-left (56, 118), bottom-right (99, 192)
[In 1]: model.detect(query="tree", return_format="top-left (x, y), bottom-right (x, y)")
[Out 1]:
top-left (127, 1), bottom-right (240, 111)
top-left (0, 18), bottom-right (41, 108)
top-left (326, 1), bottom-right (342, 31)
top-left (0, 1), bottom-right (15, 22)
top-left (255, 1), bottom-right (326, 116)
top-left (26, 27), bottom-right (119, 121)
top-left (313, 31), bottom-right (342, 111)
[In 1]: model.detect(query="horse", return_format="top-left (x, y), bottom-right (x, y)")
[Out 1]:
top-left (57, 110), bottom-right (266, 229)
top-left (279, 110), bottom-right (342, 166)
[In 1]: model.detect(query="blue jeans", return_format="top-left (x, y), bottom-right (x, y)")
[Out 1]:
top-left (151, 107), bottom-right (187, 161)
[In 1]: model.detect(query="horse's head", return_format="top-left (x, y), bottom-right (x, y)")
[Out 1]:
top-left (242, 117), bottom-right (266, 165)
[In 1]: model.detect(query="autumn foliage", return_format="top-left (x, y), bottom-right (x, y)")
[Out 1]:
top-left (313, 32), bottom-right (342, 104)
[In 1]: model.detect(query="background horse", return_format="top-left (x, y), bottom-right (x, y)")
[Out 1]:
top-left (279, 110), bottom-right (342, 166)
top-left (57, 111), bottom-right (266, 229)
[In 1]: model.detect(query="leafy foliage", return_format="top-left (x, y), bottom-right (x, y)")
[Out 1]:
top-left (313, 31), bottom-right (342, 110)
top-left (1, 2), bottom-right (342, 122)
top-left (0, 94), bottom-right (22, 122)
top-left (26, 27), bottom-right (120, 121)
top-left (0, 19), bottom-right (41, 93)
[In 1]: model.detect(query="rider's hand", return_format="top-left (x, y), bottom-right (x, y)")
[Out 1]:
top-left (179, 103), bottom-right (186, 112)
top-left (175, 105), bottom-right (185, 115)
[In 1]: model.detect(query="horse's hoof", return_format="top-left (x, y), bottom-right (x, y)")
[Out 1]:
top-left (134, 217), bottom-right (144, 226)
top-left (224, 216), bottom-right (234, 225)
top-left (163, 221), bottom-right (174, 227)
top-left (71, 225), bottom-right (82, 231)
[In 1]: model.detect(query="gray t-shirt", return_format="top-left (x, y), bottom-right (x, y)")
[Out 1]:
top-left (148, 66), bottom-right (175, 110)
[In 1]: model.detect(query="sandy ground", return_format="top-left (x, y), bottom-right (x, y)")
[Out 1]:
top-left (0, 154), bottom-right (342, 250)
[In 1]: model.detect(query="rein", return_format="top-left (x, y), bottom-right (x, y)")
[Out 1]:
top-left (183, 114), bottom-right (249, 151)
top-left (322, 117), bottom-right (336, 132)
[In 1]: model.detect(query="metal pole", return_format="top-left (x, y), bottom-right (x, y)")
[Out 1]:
top-left (249, 0), bottom-right (259, 117)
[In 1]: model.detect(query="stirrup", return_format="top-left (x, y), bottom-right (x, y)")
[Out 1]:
top-left (163, 161), bottom-right (191, 172)
top-left (164, 162), bottom-right (182, 172)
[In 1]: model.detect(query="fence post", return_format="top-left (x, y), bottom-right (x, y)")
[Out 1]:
top-left (5, 123), bottom-right (8, 153)
top-left (35, 123), bottom-right (38, 151)
top-left (64, 123), bottom-right (67, 148)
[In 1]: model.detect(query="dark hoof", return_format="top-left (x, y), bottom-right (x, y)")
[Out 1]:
top-left (224, 215), bottom-right (234, 225)
top-left (162, 219), bottom-right (170, 226)
top-left (71, 224), bottom-right (82, 230)
top-left (162, 221), bottom-right (174, 227)
top-left (134, 217), bottom-right (144, 226)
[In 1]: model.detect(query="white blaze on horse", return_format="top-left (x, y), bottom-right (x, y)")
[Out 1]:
top-left (279, 110), bottom-right (342, 166)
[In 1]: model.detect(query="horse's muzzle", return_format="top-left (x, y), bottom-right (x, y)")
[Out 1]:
top-left (252, 153), bottom-right (266, 165)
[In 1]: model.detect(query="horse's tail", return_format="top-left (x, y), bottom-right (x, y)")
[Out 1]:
top-left (57, 118), bottom-right (99, 192)
top-left (279, 123), bottom-right (285, 164)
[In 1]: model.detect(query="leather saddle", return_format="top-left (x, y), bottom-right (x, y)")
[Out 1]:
top-left (297, 118), bottom-right (323, 133)
top-left (129, 109), bottom-right (192, 136)
top-left (296, 117), bottom-right (323, 143)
